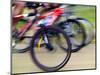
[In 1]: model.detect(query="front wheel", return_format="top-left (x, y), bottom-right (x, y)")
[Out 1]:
top-left (75, 18), bottom-right (94, 45)
top-left (57, 19), bottom-right (86, 52)
top-left (30, 26), bottom-right (71, 72)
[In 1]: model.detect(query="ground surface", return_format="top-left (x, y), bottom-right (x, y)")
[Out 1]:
top-left (12, 44), bottom-right (96, 74)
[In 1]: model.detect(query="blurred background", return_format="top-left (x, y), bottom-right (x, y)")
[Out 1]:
top-left (12, 2), bottom-right (96, 74)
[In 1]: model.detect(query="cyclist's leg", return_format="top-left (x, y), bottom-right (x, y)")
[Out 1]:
top-left (12, 1), bottom-right (25, 16)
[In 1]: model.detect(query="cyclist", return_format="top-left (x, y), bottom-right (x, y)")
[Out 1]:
top-left (12, 1), bottom-right (38, 31)
top-left (12, 1), bottom-right (25, 35)
top-left (12, 2), bottom-right (63, 33)
top-left (12, 2), bottom-right (62, 26)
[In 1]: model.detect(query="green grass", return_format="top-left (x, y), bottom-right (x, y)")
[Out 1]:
top-left (16, 20), bottom-right (26, 29)
top-left (74, 6), bottom-right (96, 43)
top-left (74, 6), bottom-right (96, 29)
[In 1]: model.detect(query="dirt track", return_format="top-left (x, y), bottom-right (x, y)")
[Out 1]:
top-left (12, 44), bottom-right (96, 74)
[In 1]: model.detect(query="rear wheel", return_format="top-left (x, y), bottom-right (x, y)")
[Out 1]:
top-left (75, 18), bottom-right (94, 45)
top-left (12, 29), bottom-right (32, 53)
top-left (58, 19), bottom-right (86, 52)
top-left (30, 26), bottom-right (71, 72)
top-left (12, 36), bottom-right (32, 53)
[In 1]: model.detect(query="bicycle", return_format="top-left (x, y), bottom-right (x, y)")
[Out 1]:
top-left (29, 5), bottom-right (72, 71)
top-left (29, 5), bottom-right (87, 71)
top-left (60, 17), bottom-right (94, 52)
top-left (12, 4), bottom-right (94, 71)
top-left (12, 5), bottom-right (73, 71)
top-left (12, 12), bottom-right (38, 53)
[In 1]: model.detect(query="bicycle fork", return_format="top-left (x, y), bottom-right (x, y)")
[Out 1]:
top-left (37, 33), bottom-right (54, 51)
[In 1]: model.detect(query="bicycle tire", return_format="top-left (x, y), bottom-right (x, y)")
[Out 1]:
top-left (57, 19), bottom-right (86, 52)
top-left (12, 29), bottom-right (32, 53)
top-left (30, 26), bottom-right (71, 72)
top-left (75, 18), bottom-right (94, 45)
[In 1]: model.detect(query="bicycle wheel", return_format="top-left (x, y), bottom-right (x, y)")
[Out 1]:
top-left (30, 26), bottom-right (71, 72)
top-left (75, 18), bottom-right (94, 45)
top-left (62, 19), bottom-right (86, 52)
top-left (12, 29), bottom-right (32, 53)
top-left (12, 36), bottom-right (32, 53)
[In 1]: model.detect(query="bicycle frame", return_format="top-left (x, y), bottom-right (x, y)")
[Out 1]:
top-left (12, 5), bottom-right (67, 49)
top-left (12, 5), bottom-right (66, 38)
top-left (33, 6), bottom-right (66, 49)
top-left (35, 7), bottom-right (64, 26)
top-left (12, 13), bottom-right (37, 38)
